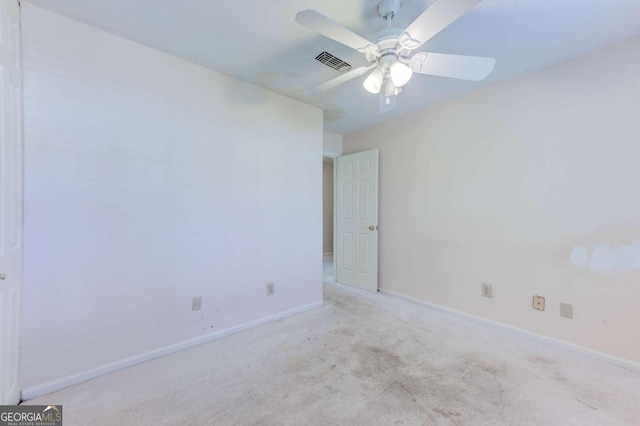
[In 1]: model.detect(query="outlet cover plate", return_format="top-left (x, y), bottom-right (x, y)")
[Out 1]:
top-left (481, 283), bottom-right (493, 298)
top-left (192, 296), bottom-right (202, 311)
top-left (560, 303), bottom-right (573, 319)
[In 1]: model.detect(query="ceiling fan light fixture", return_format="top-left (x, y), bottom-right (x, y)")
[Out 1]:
top-left (296, 1), bottom-right (495, 115)
top-left (390, 61), bottom-right (413, 87)
top-left (384, 79), bottom-right (397, 97)
top-left (363, 68), bottom-right (384, 94)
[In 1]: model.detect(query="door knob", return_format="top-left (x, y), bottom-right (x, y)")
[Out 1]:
top-left (0, 273), bottom-right (5, 280)
top-left (369, 225), bottom-right (377, 231)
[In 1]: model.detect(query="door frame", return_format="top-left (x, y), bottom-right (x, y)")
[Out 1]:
top-left (0, 0), bottom-right (23, 405)
top-left (331, 155), bottom-right (340, 282)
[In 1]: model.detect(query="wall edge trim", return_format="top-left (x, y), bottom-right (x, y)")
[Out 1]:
top-left (379, 289), bottom-right (640, 373)
top-left (21, 300), bottom-right (324, 400)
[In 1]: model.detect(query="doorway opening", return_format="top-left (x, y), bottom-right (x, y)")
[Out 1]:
top-left (322, 157), bottom-right (335, 280)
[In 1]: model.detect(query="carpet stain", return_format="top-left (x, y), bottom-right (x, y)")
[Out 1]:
top-left (575, 397), bottom-right (599, 411)
top-left (286, 357), bottom-right (309, 374)
top-left (527, 355), bottom-right (556, 365)
top-left (336, 327), bottom-right (356, 337)
top-left (433, 408), bottom-right (462, 419)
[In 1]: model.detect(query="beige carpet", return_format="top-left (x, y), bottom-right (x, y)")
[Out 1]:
top-left (24, 275), bottom-right (640, 425)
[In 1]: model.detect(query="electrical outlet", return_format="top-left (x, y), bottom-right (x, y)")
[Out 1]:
top-left (481, 283), bottom-right (493, 298)
top-left (266, 282), bottom-right (275, 296)
top-left (532, 295), bottom-right (545, 311)
top-left (560, 303), bottom-right (573, 319)
top-left (192, 296), bottom-right (202, 311)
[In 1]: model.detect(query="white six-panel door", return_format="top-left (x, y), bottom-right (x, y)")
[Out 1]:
top-left (0, 0), bottom-right (22, 405)
top-left (336, 149), bottom-right (378, 292)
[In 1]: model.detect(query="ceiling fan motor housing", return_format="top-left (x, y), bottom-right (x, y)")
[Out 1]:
top-left (377, 0), bottom-right (401, 20)
top-left (364, 28), bottom-right (412, 66)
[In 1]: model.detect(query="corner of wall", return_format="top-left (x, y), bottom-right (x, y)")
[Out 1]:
top-left (323, 131), bottom-right (343, 158)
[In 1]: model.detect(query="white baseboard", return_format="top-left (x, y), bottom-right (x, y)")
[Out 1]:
top-left (379, 289), bottom-right (640, 373)
top-left (21, 300), bottom-right (324, 401)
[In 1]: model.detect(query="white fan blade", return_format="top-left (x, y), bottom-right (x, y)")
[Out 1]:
top-left (400, 0), bottom-right (484, 50)
top-left (303, 66), bottom-right (375, 96)
top-left (296, 10), bottom-right (377, 54)
top-left (410, 52), bottom-right (495, 81)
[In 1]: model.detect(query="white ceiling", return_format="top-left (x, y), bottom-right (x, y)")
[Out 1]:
top-left (26, 0), bottom-right (640, 134)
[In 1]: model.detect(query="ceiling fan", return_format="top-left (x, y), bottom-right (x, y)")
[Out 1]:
top-left (295, 0), bottom-right (495, 113)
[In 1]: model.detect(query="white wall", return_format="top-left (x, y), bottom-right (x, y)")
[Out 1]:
top-left (344, 35), bottom-right (640, 363)
top-left (323, 161), bottom-right (334, 254)
top-left (21, 3), bottom-right (323, 390)
top-left (323, 131), bottom-right (343, 158)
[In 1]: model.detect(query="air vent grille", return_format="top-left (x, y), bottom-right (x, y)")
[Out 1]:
top-left (315, 51), bottom-right (352, 73)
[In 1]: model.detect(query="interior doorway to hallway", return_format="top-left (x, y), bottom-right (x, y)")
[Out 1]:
top-left (322, 157), bottom-right (335, 280)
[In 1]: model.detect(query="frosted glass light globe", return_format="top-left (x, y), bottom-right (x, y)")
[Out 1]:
top-left (390, 61), bottom-right (413, 87)
top-left (363, 68), bottom-right (384, 94)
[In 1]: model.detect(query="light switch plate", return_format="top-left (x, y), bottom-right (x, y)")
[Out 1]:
top-left (192, 296), bottom-right (202, 311)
